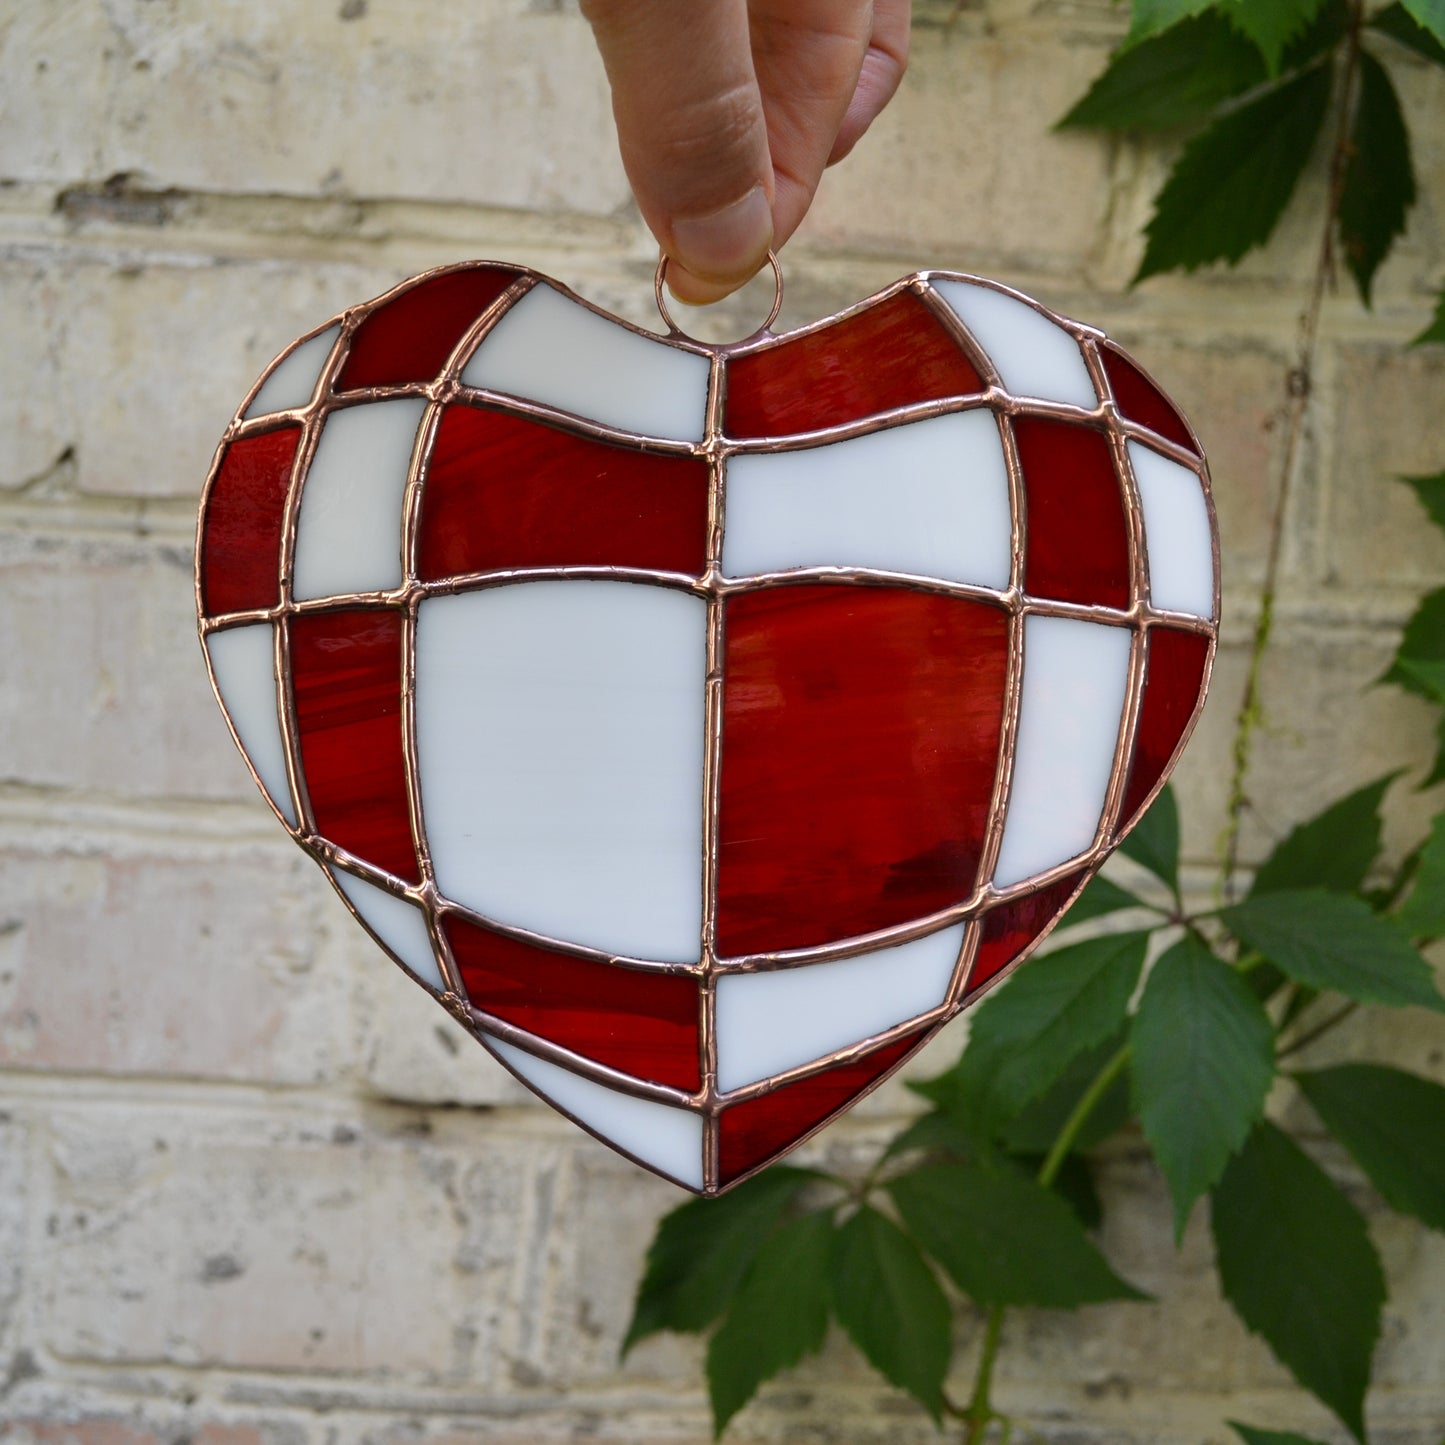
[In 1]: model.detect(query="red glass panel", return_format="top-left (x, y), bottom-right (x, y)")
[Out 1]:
top-left (337, 266), bottom-right (522, 391)
top-left (200, 426), bottom-right (300, 617)
top-left (1015, 416), bottom-right (1131, 610)
top-left (416, 403), bottom-right (710, 580)
top-left (724, 291), bottom-right (982, 439)
top-left (447, 915), bottom-right (701, 1090)
top-left (718, 1030), bottom-right (925, 1184)
top-left (289, 608), bottom-right (419, 882)
top-left (1119, 627), bottom-right (1211, 827)
top-left (967, 871), bottom-right (1087, 997)
top-left (716, 585), bottom-right (1010, 956)
top-left (1101, 344), bottom-right (1199, 456)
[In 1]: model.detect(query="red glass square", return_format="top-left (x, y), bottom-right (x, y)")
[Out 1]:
top-left (1101, 343), bottom-right (1200, 456)
top-left (718, 1030), bottom-right (926, 1184)
top-left (967, 871), bottom-right (1088, 997)
top-left (448, 916), bottom-right (701, 1091)
top-left (716, 585), bottom-right (1010, 956)
top-left (724, 291), bottom-right (982, 439)
top-left (417, 403), bottom-right (710, 580)
top-left (200, 426), bottom-right (301, 617)
top-left (1015, 416), bottom-right (1131, 610)
top-left (1120, 627), bottom-right (1211, 828)
top-left (337, 266), bottom-right (522, 391)
top-left (290, 608), bottom-right (419, 882)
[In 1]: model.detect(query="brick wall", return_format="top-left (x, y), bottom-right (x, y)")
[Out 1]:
top-left (2, 3), bottom-right (1443, 1441)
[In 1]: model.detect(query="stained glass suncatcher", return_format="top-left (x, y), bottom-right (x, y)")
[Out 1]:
top-left (196, 260), bottom-right (1219, 1195)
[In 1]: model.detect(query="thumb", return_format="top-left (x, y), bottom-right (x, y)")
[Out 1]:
top-left (582, 0), bottom-right (775, 303)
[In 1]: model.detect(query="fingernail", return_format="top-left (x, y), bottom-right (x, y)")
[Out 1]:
top-left (670, 186), bottom-right (772, 286)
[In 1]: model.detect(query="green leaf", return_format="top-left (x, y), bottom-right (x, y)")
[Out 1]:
top-left (1131, 935), bottom-right (1276, 1237)
top-left (1010, 1150), bottom-right (1105, 1229)
top-left (1401, 469), bottom-right (1445, 533)
top-left (1400, 0), bottom-right (1445, 50)
top-left (1371, 2), bottom-right (1445, 64)
top-left (1382, 587), bottom-right (1445, 696)
top-left (1062, 873), bottom-right (1153, 926)
top-left (1212, 1121), bottom-right (1385, 1440)
top-left (1123, 0), bottom-right (1215, 49)
top-left (881, 1109), bottom-right (979, 1164)
top-left (1222, 0), bottom-right (1327, 73)
top-left (1295, 1063), bottom-right (1445, 1230)
top-left (920, 932), bottom-right (1149, 1133)
top-left (890, 1163), bottom-right (1146, 1307)
top-left (1229, 1425), bottom-right (1332, 1445)
top-left (1414, 287), bottom-right (1445, 345)
top-left (1000, 1030), bottom-right (1134, 1153)
top-left (831, 1206), bottom-right (950, 1419)
top-left (1136, 63), bottom-right (1332, 283)
top-left (1248, 773), bottom-right (1397, 897)
top-left (1338, 50), bottom-right (1416, 305)
top-left (706, 1210), bottom-right (834, 1436)
top-left (1221, 889), bottom-right (1445, 1012)
top-left (1120, 782), bottom-right (1180, 892)
top-left (1059, 13), bottom-right (1266, 131)
top-left (623, 1167), bottom-right (818, 1352)
top-left (1398, 812), bottom-right (1445, 937)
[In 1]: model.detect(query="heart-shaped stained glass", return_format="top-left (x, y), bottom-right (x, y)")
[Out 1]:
top-left (196, 261), bottom-right (1217, 1194)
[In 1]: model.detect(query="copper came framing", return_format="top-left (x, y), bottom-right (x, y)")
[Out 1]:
top-left (195, 260), bottom-right (1221, 1195)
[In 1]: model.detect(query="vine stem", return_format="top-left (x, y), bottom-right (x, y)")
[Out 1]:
top-left (1219, 0), bottom-right (1366, 898)
top-left (956, 1042), bottom-right (1132, 1439)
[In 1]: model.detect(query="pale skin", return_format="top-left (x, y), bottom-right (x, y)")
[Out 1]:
top-left (580, 0), bottom-right (913, 303)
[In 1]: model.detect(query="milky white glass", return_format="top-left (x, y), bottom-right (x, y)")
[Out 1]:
top-left (206, 623), bottom-right (296, 826)
top-left (462, 283), bottom-right (710, 443)
top-left (244, 325), bottom-right (339, 420)
top-left (721, 411), bottom-right (1012, 588)
top-left (292, 398), bottom-right (428, 601)
top-left (1129, 442), bottom-right (1215, 620)
top-left (415, 581), bottom-right (707, 963)
top-left (992, 616), bottom-right (1132, 887)
top-left (333, 870), bottom-right (444, 993)
top-left (715, 923), bottom-right (965, 1094)
top-left (488, 1036), bottom-right (704, 1188)
top-left (932, 280), bottom-right (1098, 411)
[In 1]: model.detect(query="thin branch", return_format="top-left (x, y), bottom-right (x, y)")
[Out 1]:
top-left (1220, 0), bottom-right (1367, 898)
top-left (1277, 1000), bottom-right (1359, 1059)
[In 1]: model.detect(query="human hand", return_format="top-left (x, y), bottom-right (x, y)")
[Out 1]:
top-left (581, 0), bottom-right (911, 303)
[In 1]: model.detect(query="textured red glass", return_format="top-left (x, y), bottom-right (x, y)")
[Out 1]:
top-left (716, 586), bottom-right (1010, 956)
top-left (1101, 344), bottom-right (1199, 456)
top-left (417, 403), bottom-right (710, 580)
top-left (290, 608), bottom-right (419, 882)
top-left (200, 426), bottom-right (301, 617)
top-left (718, 1030), bottom-right (925, 1184)
top-left (1120, 627), bottom-right (1211, 828)
top-left (967, 871), bottom-right (1088, 997)
top-left (337, 266), bottom-right (522, 391)
top-left (724, 291), bottom-right (982, 439)
top-left (1015, 416), bottom-right (1131, 610)
top-left (448, 917), bottom-right (701, 1090)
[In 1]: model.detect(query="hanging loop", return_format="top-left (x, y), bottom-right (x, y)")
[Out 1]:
top-left (653, 250), bottom-right (784, 344)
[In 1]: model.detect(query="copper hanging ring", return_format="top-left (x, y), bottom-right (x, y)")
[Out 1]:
top-left (653, 249), bottom-right (784, 344)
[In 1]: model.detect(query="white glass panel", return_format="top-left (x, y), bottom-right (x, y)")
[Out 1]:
top-left (1129, 442), bottom-right (1215, 620)
top-left (462, 283), bottom-right (709, 442)
top-left (715, 924), bottom-right (964, 1094)
top-left (932, 280), bottom-right (1098, 410)
top-left (333, 870), bottom-right (444, 993)
top-left (206, 623), bottom-right (296, 826)
top-left (416, 581), bottom-right (706, 963)
top-left (244, 325), bottom-right (339, 419)
top-left (721, 411), bottom-right (1011, 589)
top-left (488, 1036), bottom-right (704, 1188)
top-left (292, 398), bottom-right (428, 601)
top-left (992, 616), bottom-right (1132, 887)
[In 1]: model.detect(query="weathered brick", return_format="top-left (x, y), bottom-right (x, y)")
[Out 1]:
top-left (0, 2), bottom-right (626, 215)
top-left (0, 842), bottom-right (348, 1084)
